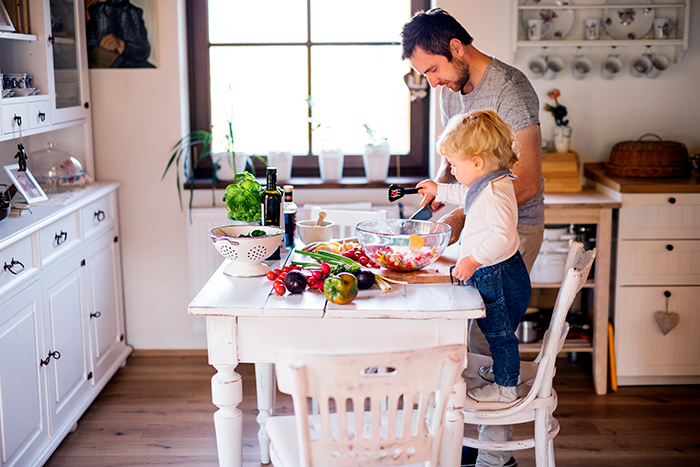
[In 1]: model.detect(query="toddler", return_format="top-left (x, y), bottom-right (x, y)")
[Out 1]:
top-left (418, 110), bottom-right (530, 402)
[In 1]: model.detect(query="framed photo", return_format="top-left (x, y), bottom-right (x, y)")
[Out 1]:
top-left (0, 1), bottom-right (15, 32)
top-left (3, 165), bottom-right (48, 203)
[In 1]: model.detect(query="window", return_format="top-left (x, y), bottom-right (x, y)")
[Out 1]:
top-left (187, 0), bottom-right (430, 180)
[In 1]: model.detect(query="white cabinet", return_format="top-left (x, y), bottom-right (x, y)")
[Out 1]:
top-left (0, 184), bottom-right (131, 467)
top-left (512, 0), bottom-right (691, 62)
top-left (614, 192), bottom-right (700, 385)
top-left (0, 281), bottom-right (47, 467)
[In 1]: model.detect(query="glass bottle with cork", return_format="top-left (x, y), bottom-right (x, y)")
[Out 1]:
top-left (261, 167), bottom-right (283, 259)
top-left (283, 185), bottom-right (297, 249)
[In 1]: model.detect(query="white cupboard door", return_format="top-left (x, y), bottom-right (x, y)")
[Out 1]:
top-left (616, 286), bottom-right (700, 379)
top-left (41, 252), bottom-right (91, 435)
top-left (0, 282), bottom-right (47, 467)
top-left (85, 230), bottom-right (125, 387)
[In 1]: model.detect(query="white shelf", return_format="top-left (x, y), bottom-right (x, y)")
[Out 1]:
top-left (0, 31), bottom-right (37, 42)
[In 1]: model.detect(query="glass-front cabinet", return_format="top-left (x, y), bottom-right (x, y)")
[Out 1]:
top-left (47, 0), bottom-right (90, 123)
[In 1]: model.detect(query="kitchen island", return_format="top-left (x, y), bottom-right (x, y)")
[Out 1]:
top-left (188, 252), bottom-right (485, 467)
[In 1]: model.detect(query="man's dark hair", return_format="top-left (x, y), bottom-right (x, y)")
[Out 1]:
top-left (401, 8), bottom-right (473, 61)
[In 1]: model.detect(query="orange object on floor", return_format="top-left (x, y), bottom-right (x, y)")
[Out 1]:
top-left (608, 321), bottom-right (618, 392)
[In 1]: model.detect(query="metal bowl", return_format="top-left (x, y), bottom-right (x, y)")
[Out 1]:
top-left (356, 219), bottom-right (451, 272)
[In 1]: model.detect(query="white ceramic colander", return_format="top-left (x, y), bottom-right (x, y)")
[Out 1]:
top-left (209, 225), bottom-right (284, 277)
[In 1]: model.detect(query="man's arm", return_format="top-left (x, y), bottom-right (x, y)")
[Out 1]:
top-left (511, 123), bottom-right (542, 207)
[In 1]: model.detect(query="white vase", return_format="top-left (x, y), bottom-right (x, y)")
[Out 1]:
top-left (215, 152), bottom-right (249, 180)
top-left (318, 149), bottom-right (344, 181)
top-left (553, 126), bottom-right (572, 153)
top-left (267, 151), bottom-right (293, 182)
top-left (363, 141), bottom-right (390, 182)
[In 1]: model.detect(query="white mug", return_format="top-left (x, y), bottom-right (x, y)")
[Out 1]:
top-left (630, 54), bottom-right (652, 78)
top-left (543, 56), bottom-right (564, 80)
top-left (528, 55), bottom-right (548, 78)
top-left (571, 56), bottom-right (592, 80)
top-left (527, 19), bottom-right (552, 41)
top-left (646, 54), bottom-right (670, 79)
top-left (583, 19), bottom-right (601, 40)
top-left (601, 56), bottom-right (622, 80)
top-left (653, 18), bottom-right (674, 39)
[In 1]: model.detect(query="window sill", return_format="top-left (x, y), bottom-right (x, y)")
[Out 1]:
top-left (188, 176), bottom-right (424, 190)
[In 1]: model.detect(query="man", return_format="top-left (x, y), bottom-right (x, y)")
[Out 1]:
top-left (401, 8), bottom-right (545, 467)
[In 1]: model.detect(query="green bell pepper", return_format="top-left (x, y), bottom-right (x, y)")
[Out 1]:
top-left (323, 272), bottom-right (359, 305)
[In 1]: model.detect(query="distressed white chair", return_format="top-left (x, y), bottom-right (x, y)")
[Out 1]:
top-left (267, 345), bottom-right (467, 467)
top-left (461, 241), bottom-right (596, 467)
top-left (309, 206), bottom-right (387, 239)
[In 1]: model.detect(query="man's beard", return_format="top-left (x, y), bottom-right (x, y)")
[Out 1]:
top-left (452, 57), bottom-right (471, 93)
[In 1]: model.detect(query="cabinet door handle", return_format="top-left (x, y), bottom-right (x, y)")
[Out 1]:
top-left (48, 35), bottom-right (55, 46)
top-left (39, 350), bottom-right (61, 367)
top-left (3, 258), bottom-right (25, 275)
top-left (668, 197), bottom-right (676, 204)
top-left (666, 244), bottom-right (674, 251)
top-left (38, 111), bottom-right (46, 122)
top-left (13, 115), bottom-right (22, 126)
top-left (54, 230), bottom-right (68, 246)
top-left (94, 210), bottom-right (106, 222)
top-left (90, 311), bottom-right (102, 319)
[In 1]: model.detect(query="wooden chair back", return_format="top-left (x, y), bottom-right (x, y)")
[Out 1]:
top-left (274, 345), bottom-right (466, 467)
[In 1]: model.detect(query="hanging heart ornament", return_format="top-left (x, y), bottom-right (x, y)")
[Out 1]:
top-left (654, 311), bottom-right (679, 336)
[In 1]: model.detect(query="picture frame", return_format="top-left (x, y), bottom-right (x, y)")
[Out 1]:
top-left (3, 165), bottom-right (48, 203)
top-left (0, 1), bottom-right (15, 32)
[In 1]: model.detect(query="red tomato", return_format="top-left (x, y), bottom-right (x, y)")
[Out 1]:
top-left (358, 257), bottom-right (369, 266)
top-left (266, 271), bottom-right (278, 281)
top-left (273, 283), bottom-right (286, 295)
top-left (282, 266), bottom-right (292, 273)
top-left (353, 251), bottom-right (363, 261)
top-left (272, 268), bottom-right (282, 276)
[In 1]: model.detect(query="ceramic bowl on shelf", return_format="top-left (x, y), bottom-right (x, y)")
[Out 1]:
top-left (356, 219), bottom-right (451, 272)
top-left (209, 225), bottom-right (284, 277)
top-left (11, 87), bottom-right (36, 97)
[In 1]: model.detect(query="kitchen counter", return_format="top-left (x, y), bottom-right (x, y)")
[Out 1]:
top-left (584, 163), bottom-right (700, 194)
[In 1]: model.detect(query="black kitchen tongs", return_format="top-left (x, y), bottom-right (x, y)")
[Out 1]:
top-left (388, 184), bottom-right (420, 202)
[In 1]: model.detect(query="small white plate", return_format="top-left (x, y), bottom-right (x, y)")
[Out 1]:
top-left (11, 87), bottom-right (35, 97)
top-left (1, 89), bottom-right (11, 98)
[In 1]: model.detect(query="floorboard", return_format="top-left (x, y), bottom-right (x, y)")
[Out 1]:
top-left (45, 355), bottom-right (700, 467)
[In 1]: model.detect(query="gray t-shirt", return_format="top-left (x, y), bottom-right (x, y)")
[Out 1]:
top-left (440, 58), bottom-right (544, 225)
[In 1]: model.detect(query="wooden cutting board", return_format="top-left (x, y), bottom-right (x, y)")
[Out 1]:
top-left (374, 243), bottom-right (461, 283)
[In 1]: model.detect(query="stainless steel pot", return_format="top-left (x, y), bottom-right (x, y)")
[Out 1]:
top-left (517, 321), bottom-right (540, 343)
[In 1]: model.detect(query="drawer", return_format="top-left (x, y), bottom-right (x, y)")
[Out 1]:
top-left (27, 100), bottom-right (51, 129)
top-left (617, 239), bottom-right (700, 286)
top-left (1, 102), bottom-right (28, 135)
top-left (81, 193), bottom-right (116, 241)
top-left (619, 193), bottom-right (700, 240)
top-left (615, 286), bottom-right (700, 378)
top-left (0, 235), bottom-right (39, 297)
top-left (38, 212), bottom-right (81, 268)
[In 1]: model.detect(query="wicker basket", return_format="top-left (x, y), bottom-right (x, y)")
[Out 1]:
top-left (605, 134), bottom-right (689, 178)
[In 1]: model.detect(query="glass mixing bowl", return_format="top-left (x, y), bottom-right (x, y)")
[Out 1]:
top-left (356, 219), bottom-right (451, 272)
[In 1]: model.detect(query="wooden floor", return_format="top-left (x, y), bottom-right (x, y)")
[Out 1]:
top-left (45, 354), bottom-right (700, 467)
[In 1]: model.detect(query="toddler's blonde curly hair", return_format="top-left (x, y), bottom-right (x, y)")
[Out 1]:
top-left (437, 110), bottom-right (518, 170)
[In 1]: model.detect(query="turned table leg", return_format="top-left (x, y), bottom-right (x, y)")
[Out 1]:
top-left (255, 362), bottom-right (276, 464)
top-left (211, 363), bottom-right (243, 467)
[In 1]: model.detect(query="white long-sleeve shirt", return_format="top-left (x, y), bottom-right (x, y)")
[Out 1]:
top-left (435, 175), bottom-right (520, 267)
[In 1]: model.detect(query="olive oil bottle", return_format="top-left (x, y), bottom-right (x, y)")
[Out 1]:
top-left (261, 167), bottom-right (282, 259)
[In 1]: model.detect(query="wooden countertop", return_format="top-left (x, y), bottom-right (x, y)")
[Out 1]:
top-left (584, 163), bottom-right (700, 194)
top-left (544, 187), bottom-right (620, 209)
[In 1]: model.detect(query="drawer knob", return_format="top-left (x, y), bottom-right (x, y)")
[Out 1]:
top-left (90, 311), bottom-right (102, 319)
top-left (94, 210), bottom-right (106, 222)
top-left (3, 258), bottom-right (25, 275)
top-left (664, 291), bottom-right (671, 298)
top-left (668, 197), bottom-right (676, 204)
top-left (54, 230), bottom-right (68, 246)
top-left (38, 112), bottom-right (46, 122)
top-left (666, 244), bottom-right (674, 251)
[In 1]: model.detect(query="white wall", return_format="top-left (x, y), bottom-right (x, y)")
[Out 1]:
top-left (88, 1), bottom-right (700, 349)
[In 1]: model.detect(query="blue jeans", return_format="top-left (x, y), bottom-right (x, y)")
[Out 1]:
top-left (468, 251), bottom-right (531, 387)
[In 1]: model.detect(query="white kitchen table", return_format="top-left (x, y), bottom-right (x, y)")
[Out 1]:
top-left (188, 252), bottom-right (485, 467)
